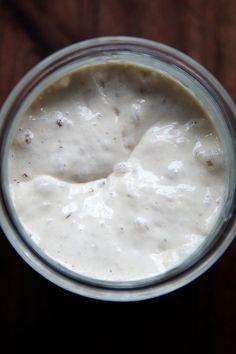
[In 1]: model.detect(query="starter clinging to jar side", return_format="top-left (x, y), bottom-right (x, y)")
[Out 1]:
top-left (8, 62), bottom-right (226, 281)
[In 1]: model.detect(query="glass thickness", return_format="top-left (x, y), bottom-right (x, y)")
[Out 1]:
top-left (0, 37), bottom-right (235, 301)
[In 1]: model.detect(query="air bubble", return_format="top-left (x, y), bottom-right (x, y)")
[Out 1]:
top-left (114, 162), bottom-right (130, 176)
top-left (166, 160), bottom-right (184, 178)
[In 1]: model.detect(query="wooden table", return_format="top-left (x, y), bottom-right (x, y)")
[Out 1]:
top-left (0, 1), bottom-right (235, 353)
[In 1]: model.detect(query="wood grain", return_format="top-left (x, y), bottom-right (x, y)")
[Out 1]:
top-left (0, 1), bottom-right (235, 353)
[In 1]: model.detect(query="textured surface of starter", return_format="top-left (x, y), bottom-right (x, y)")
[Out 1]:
top-left (9, 63), bottom-right (225, 281)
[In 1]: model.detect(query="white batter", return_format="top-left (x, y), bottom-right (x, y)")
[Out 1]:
top-left (8, 63), bottom-right (225, 281)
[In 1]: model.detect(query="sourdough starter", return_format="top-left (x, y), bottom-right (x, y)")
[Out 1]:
top-left (8, 63), bottom-right (225, 281)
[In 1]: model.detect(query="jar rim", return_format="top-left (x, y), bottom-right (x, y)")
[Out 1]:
top-left (0, 36), bottom-right (235, 301)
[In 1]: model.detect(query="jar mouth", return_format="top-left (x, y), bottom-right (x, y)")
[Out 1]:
top-left (0, 36), bottom-right (236, 301)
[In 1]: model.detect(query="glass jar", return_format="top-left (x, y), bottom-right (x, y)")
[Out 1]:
top-left (0, 36), bottom-right (235, 301)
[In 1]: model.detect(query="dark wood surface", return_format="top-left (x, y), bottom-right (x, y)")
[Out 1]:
top-left (0, 1), bottom-right (235, 353)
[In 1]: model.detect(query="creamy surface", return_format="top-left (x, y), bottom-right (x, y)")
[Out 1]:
top-left (8, 63), bottom-right (225, 281)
